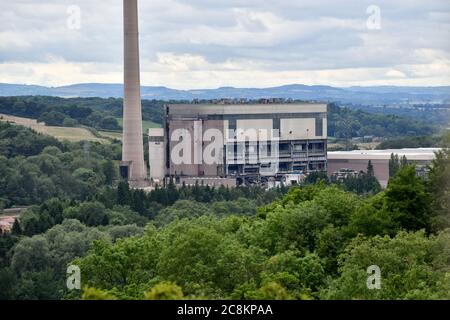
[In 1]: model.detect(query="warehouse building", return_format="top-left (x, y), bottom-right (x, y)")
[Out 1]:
top-left (327, 148), bottom-right (439, 187)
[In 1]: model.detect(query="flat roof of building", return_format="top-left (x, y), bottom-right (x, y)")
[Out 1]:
top-left (328, 148), bottom-right (441, 161)
top-left (166, 103), bottom-right (327, 116)
top-left (148, 128), bottom-right (164, 136)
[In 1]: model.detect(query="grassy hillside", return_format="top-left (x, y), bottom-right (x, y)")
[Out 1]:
top-left (0, 114), bottom-right (108, 143)
top-left (115, 118), bottom-right (161, 132)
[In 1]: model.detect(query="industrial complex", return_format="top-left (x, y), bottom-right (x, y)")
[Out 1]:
top-left (119, 0), bottom-right (438, 189)
top-left (148, 113), bottom-right (439, 188)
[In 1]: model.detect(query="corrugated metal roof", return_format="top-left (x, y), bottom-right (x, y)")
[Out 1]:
top-left (327, 148), bottom-right (441, 161)
top-left (166, 103), bottom-right (327, 115)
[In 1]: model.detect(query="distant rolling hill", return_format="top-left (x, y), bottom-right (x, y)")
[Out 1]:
top-left (0, 83), bottom-right (449, 105)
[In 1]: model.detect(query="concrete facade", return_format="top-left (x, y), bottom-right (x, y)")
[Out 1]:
top-left (148, 128), bottom-right (165, 182)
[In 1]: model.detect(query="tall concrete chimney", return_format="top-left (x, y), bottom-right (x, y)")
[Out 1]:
top-left (121, 0), bottom-right (147, 183)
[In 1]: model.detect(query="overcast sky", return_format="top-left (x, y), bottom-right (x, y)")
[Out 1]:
top-left (0, 0), bottom-right (449, 89)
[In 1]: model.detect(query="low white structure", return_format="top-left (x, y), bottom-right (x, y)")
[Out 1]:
top-left (328, 148), bottom-right (440, 187)
top-left (283, 173), bottom-right (306, 186)
top-left (148, 128), bottom-right (166, 181)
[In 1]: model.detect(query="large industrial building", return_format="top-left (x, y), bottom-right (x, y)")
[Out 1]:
top-left (149, 102), bottom-right (328, 187)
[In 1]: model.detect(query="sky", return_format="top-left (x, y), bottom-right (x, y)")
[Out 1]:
top-left (0, 0), bottom-right (449, 89)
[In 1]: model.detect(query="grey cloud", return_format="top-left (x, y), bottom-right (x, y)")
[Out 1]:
top-left (0, 0), bottom-right (449, 86)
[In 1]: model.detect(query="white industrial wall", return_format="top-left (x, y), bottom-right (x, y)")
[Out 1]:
top-left (236, 119), bottom-right (273, 142)
top-left (148, 128), bottom-right (165, 180)
top-left (280, 118), bottom-right (316, 140)
top-left (149, 142), bottom-right (165, 180)
top-left (322, 118), bottom-right (327, 138)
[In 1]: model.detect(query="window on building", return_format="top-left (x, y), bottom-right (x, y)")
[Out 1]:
top-left (315, 117), bottom-right (323, 136)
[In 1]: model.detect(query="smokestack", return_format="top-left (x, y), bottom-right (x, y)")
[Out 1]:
top-left (121, 0), bottom-right (146, 183)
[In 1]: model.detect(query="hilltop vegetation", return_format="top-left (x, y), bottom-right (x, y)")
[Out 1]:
top-left (376, 135), bottom-right (442, 149)
top-left (327, 103), bottom-right (434, 138)
top-left (0, 96), bottom-right (164, 131)
top-left (0, 97), bottom-right (436, 139)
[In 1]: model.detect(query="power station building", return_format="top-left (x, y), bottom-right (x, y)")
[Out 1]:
top-left (149, 102), bottom-right (328, 187)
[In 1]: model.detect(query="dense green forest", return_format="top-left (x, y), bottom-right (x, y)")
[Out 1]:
top-left (0, 96), bottom-right (435, 138)
top-left (0, 96), bottom-right (164, 131)
top-left (326, 103), bottom-right (434, 138)
top-left (376, 135), bottom-right (442, 149)
top-left (0, 122), bottom-right (449, 300)
top-left (348, 103), bottom-right (450, 127)
top-left (0, 121), bottom-right (120, 208)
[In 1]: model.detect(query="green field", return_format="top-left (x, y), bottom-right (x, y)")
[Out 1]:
top-left (99, 118), bottom-right (161, 141)
top-left (98, 131), bottom-right (123, 140)
top-left (0, 114), bottom-right (161, 144)
top-left (116, 118), bottom-right (161, 133)
top-left (0, 113), bottom-right (109, 143)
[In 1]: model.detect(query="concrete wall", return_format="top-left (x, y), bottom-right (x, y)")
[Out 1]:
top-left (168, 119), bottom-right (224, 177)
top-left (200, 120), bottom-right (224, 176)
top-left (280, 118), bottom-right (316, 140)
top-left (148, 128), bottom-right (165, 180)
top-left (322, 118), bottom-right (328, 138)
top-left (236, 119), bottom-right (273, 142)
top-left (168, 119), bottom-right (199, 176)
